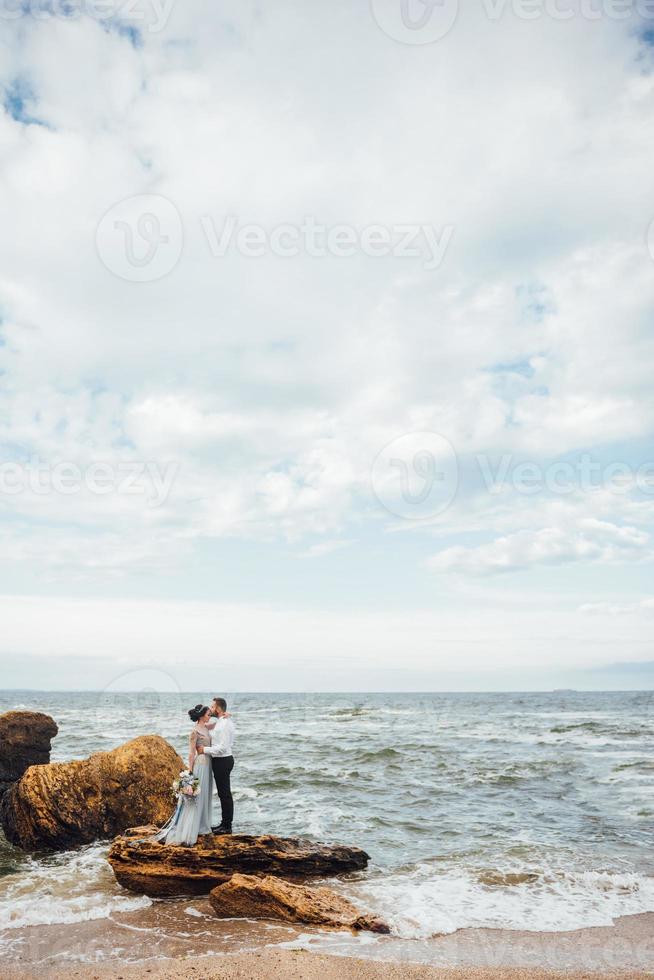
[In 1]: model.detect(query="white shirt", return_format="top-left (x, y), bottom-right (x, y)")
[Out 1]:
top-left (202, 716), bottom-right (236, 757)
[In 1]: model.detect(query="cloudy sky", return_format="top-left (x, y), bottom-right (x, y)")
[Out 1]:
top-left (0, 1), bottom-right (653, 691)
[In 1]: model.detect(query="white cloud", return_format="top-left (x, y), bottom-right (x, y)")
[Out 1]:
top-left (579, 598), bottom-right (654, 617)
top-left (0, 5), bottom-right (652, 681)
top-left (429, 519), bottom-right (651, 576)
top-left (295, 539), bottom-right (354, 559)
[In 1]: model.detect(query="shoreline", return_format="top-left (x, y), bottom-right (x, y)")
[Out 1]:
top-left (2, 909), bottom-right (653, 979)
top-left (4, 948), bottom-right (654, 980)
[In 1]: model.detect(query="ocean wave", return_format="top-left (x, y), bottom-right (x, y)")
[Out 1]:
top-left (458, 759), bottom-right (575, 786)
top-left (0, 892), bottom-right (150, 932)
top-left (233, 787), bottom-right (258, 800)
top-left (342, 866), bottom-right (654, 938)
top-left (0, 842), bottom-right (151, 932)
top-left (355, 748), bottom-right (402, 762)
top-left (614, 760), bottom-right (654, 772)
top-left (550, 723), bottom-right (651, 739)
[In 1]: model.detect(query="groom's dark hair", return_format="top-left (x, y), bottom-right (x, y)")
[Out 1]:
top-left (213, 697), bottom-right (227, 712)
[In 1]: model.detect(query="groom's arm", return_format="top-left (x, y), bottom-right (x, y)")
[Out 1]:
top-left (198, 720), bottom-right (233, 756)
top-left (200, 736), bottom-right (227, 756)
top-left (198, 722), bottom-right (222, 756)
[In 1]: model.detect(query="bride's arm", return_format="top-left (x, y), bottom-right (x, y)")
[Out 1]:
top-left (188, 731), bottom-right (197, 771)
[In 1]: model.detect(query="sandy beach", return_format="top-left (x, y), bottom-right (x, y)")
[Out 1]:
top-left (2, 909), bottom-right (653, 980)
top-left (4, 948), bottom-right (654, 980)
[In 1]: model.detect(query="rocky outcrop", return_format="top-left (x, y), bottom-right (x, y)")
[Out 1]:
top-left (0, 736), bottom-right (182, 850)
top-left (108, 829), bottom-right (370, 897)
top-left (209, 873), bottom-right (389, 933)
top-left (0, 711), bottom-right (58, 796)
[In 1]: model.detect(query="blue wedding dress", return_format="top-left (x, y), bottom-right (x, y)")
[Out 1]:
top-left (154, 725), bottom-right (214, 846)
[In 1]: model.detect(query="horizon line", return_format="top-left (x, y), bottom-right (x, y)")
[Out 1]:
top-left (1, 688), bottom-right (651, 695)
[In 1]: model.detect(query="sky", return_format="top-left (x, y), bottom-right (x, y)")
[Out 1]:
top-left (0, 1), bottom-right (653, 692)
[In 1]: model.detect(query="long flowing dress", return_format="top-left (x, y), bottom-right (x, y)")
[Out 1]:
top-left (154, 725), bottom-right (214, 846)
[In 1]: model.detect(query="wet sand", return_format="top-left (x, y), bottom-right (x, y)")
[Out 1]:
top-left (1, 907), bottom-right (653, 979)
top-left (3, 948), bottom-right (654, 980)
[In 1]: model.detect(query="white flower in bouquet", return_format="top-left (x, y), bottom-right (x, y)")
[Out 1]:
top-left (172, 769), bottom-right (200, 802)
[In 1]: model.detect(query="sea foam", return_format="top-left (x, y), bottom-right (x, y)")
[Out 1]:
top-left (0, 842), bottom-right (151, 932)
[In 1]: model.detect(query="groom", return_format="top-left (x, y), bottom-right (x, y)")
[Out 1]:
top-left (197, 697), bottom-right (235, 834)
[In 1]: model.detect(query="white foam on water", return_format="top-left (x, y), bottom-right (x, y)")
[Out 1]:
top-left (343, 867), bottom-right (654, 939)
top-left (278, 931), bottom-right (381, 954)
top-left (234, 787), bottom-right (258, 800)
top-left (0, 842), bottom-right (151, 932)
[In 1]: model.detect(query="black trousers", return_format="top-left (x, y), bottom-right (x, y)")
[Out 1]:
top-left (211, 755), bottom-right (234, 827)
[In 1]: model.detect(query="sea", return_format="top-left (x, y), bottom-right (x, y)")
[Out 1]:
top-left (0, 690), bottom-right (653, 970)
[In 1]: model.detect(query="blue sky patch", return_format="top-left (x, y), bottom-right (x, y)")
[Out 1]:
top-left (2, 77), bottom-right (48, 127)
top-left (488, 359), bottom-right (536, 378)
top-left (102, 20), bottom-right (144, 49)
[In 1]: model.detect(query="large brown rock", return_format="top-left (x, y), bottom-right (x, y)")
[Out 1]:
top-left (0, 735), bottom-right (182, 850)
top-left (0, 711), bottom-right (58, 796)
top-left (108, 828), bottom-right (370, 897)
top-left (209, 873), bottom-right (390, 933)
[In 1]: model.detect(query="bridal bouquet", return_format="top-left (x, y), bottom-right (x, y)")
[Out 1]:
top-left (172, 769), bottom-right (200, 803)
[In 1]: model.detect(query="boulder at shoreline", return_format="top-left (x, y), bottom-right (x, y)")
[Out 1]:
top-left (0, 710), bottom-right (58, 796)
top-left (0, 735), bottom-right (181, 850)
top-left (209, 873), bottom-right (390, 933)
top-left (108, 828), bottom-right (370, 897)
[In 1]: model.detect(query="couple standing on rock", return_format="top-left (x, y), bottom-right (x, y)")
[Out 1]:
top-left (154, 697), bottom-right (236, 847)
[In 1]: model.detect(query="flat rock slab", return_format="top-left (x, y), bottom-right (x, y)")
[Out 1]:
top-left (1, 736), bottom-right (182, 850)
top-left (209, 873), bottom-right (389, 933)
top-left (109, 828), bottom-right (370, 897)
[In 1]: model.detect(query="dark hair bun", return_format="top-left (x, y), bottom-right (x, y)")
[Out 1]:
top-left (188, 704), bottom-right (207, 722)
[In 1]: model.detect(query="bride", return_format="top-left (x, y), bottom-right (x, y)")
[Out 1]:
top-left (154, 704), bottom-right (215, 846)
